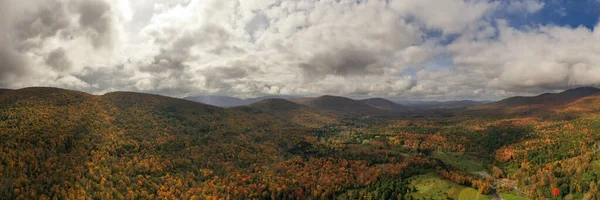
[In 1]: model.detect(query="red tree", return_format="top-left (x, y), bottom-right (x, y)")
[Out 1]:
top-left (552, 187), bottom-right (560, 197)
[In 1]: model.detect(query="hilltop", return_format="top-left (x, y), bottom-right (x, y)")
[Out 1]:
top-left (0, 87), bottom-right (318, 199)
top-left (184, 95), bottom-right (302, 107)
top-left (295, 95), bottom-right (383, 116)
top-left (398, 100), bottom-right (488, 109)
top-left (248, 98), bottom-right (340, 127)
top-left (491, 87), bottom-right (600, 107)
top-left (183, 95), bottom-right (248, 107)
top-left (359, 98), bottom-right (408, 111)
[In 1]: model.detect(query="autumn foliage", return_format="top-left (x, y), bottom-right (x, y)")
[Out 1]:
top-left (2, 87), bottom-right (600, 199)
top-left (552, 187), bottom-right (560, 197)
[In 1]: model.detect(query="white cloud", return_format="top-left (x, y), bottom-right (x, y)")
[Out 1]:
top-left (0, 0), bottom-right (127, 88)
top-left (448, 21), bottom-right (600, 94)
top-left (505, 0), bottom-right (545, 13)
top-left (1, 0), bottom-right (599, 100)
top-left (389, 0), bottom-right (499, 34)
top-left (117, 0), bottom-right (134, 22)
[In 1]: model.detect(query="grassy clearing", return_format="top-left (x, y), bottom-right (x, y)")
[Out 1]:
top-left (404, 172), bottom-right (465, 199)
top-left (457, 188), bottom-right (492, 200)
top-left (432, 151), bottom-right (485, 173)
top-left (457, 188), bottom-right (493, 200)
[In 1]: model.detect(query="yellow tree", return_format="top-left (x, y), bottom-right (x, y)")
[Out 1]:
top-left (584, 181), bottom-right (598, 200)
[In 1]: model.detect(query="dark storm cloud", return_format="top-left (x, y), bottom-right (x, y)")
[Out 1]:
top-left (202, 63), bottom-right (256, 91)
top-left (13, 1), bottom-right (70, 41)
top-left (141, 25), bottom-right (233, 76)
top-left (76, 0), bottom-right (115, 48)
top-left (0, 45), bottom-right (29, 87)
top-left (0, 0), bottom-right (119, 89)
top-left (192, 25), bottom-right (233, 55)
top-left (213, 67), bottom-right (248, 79)
top-left (6, 0), bottom-right (72, 57)
top-left (72, 65), bottom-right (198, 97)
top-left (300, 47), bottom-right (381, 79)
top-left (134, 25), bottom-right (237, 95)
top-left (140, 48), bottom-right (189, 74)
top-left (73, 66), bottom-right (133, 91)
top-left (45, 47), bottom-right (72, 71)
top-left (10, 0), bottom-right (117, 50)
top-left (0, 1), bottom-right (34, 87)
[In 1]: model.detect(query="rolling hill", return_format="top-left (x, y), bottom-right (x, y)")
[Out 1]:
top-left (359, 98), bottom-right (408, 111)
top-left (295, 95), bottom-right (384, 115)
top-left (0, 87), bottom-right (316, 199)
top-left (466, 87), bottom-right (600, 117)
top-left (554, 93), bottom-right (600, 114)
top-left (3, 86), bottom-right (600, 199)
top-left (183, 95), bottom-right (303, 107)
top-left (248, 98), bottom-right (340, 127)
top-left (491, 87), bottom-right (600, 107)
top-left (183, 95), bottom-right (248, 107)
top-left (398, 100), bottom-right (488, 109)
top-left (249, 98), bottom-right (306, 112)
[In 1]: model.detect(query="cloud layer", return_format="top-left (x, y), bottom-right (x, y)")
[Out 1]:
top-left (1, 0), bottom-right (599, 100)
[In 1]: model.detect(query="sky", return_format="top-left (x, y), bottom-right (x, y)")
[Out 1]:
top-left (1, 0), bottom-right (600, 101)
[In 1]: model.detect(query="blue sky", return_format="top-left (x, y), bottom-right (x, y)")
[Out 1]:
top-left (421, 0), bottom-right (600, 75)
top-left (503, 0), bottom-right (600, 29)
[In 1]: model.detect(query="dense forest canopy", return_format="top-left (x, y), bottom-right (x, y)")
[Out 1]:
top-left (1, 87), bottom-right (600, 199)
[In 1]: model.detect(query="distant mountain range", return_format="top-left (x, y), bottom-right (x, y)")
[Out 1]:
top-left (489, 87), bottom-right (600, 107)
top-left (184, 87), bottom-right (600, 117)
top-left (360, 98), bottom-right (408, 110)
top-left (8, 86), bottom-right (599, 112)
top-left (185, 94), bottom-right (489, 110)
top-left (183, 95), bottom-right (248, 107)
top-left (185, 94), bottom-right (413, 116)
top-left (183, 95), bottom-right (301, 107)
top-left (293, 95), bottom-right (393, 115)
top-left (396, 100), bottom-right (490, 109)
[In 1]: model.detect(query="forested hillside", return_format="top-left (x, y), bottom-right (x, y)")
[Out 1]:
top-left (1, 87), bottom-right (600, 199)
top-left (0, 88), bottom-right (313, 199)
top-left (248, 99), bottom-right (340, 128)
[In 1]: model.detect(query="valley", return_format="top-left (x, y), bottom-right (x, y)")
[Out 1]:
top-left (1, 87), bottom-right (600, 199)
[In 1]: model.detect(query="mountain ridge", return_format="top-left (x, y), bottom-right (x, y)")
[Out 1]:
top-left (297, 95), bottom-right (383, 115)
top-left (184, 95), bottom-right (302, 107)
top-left (359, 98), bottom-right (408, 111)
top-left (249, 98), bottom-right (304, 111)
top-left (248, 98), bottom-right (340, 127)
top-left (491, 86), bottom-right (600, 107)
top-left (395, 100), bottom-right (488, 109)
top-left (183, 95), bottom-right (248, 107)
